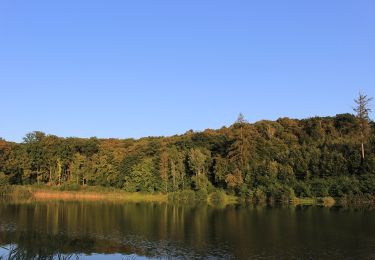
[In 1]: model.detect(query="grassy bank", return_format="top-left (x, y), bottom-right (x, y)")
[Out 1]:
top-left (1, 185), bottom-right (167, 203)
top-left (1, 185), bottom-right (239, 205)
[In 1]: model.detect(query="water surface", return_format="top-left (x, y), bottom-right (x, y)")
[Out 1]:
top-left (0, 201), bottom-right (374, 259)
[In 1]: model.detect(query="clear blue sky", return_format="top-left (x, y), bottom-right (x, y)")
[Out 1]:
top-left (0, 1), bottom-right (374, 142)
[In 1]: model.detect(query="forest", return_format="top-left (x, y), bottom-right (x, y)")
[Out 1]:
top-left (0, 95), bottom-right (374, 203)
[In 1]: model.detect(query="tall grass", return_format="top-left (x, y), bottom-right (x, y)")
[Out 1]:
top-left (0, 185), bottom-right (167, 203)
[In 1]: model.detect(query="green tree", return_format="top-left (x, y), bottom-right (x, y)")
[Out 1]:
top-left (125, 158), bottom-right (156, 192)
top-left (227, 119), bottom-right (252, 190)
top-left (168, 147), bottom-right (186, 190)
top-left (23, 131), bottom-right (48, 184)
top-left (188, 148), bottom-right (211, 190)
top-left (70, 153), bottom-right (86, 185)
top-left (159, 151), bottom-right (169, 193)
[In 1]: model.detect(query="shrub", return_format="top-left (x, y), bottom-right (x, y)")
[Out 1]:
top-left (277, 186), bottom-right (295, 202)
top-left (246, 190), bottom-right (255, 203)
top-left (318, 197), bottom-right (336, 207)
top-left (168, 190), bottom-right (196, 202)
top-left (180, 190), bottom-right (196, 201)
top-left (359, 174), bottom-right (375, 194)
top-left (0, 185), bottom-right (11, 196)
top-left (196, 189), bottom-right (208, 201)
top-left (267, 184), bottom-right (295, 203)
top-left (209, 190), bottom-right (227, 203)
top-left (58, 183), bottom-right (82, 191)
top-left (293, 181), bottom-right (312, 197)
top-left (329, 176), bottom-right (360, 197)
top-left (309, 179), bottom-right (329, 197)
top-left (254, 188), bottom-right (267, 203)
top-left (0, 172), bottom-right (9, 186)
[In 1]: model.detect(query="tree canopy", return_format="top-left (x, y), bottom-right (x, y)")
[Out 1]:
top-left (0, 109), bottom-right (374, 202)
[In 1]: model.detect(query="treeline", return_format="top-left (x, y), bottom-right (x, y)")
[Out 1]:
top-left (0, 113), bottom-right (374, 202)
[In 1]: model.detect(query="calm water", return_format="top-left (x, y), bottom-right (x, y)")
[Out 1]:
top-left (0, 201), bottom-right (375, 259)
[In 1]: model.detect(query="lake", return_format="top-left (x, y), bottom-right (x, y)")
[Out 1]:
top-left (0, 201), bottom-right (374, 259)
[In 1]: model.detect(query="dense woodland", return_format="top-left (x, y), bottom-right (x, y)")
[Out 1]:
top-left (1, 98), bottom-right (374, 202)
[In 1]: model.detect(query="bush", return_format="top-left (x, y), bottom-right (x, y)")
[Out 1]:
top-left (254, 188), bottom-right (267, 203)
top-left (318, 197), bottom-right (336, 207)
top-left (58, 183), bottom-right (82, 191)
top-left (180, 190), bottom-right (196, 201)
top-left (267, 184), bottom-right (295, 203)
top-left (167, 192), bottom-right (177, 201)
top-left (195, 189), bottom-right (208, 201)
top-left (329, 176), bottom-right (360, 197)
top-left (294, 181), bottom-right (312, 197)
top-left (277, 186), bottom-right (295, 202)
top-left (238, 184), bottom-right (250, 199)
top-left (309, 179), bottom-right (329, 197)
top-left (168, 190), bottom-right (196, 202)
top-left (0, 172), bottom-right (9, 186)
top-left (245, 190), bottom-right (255, 203)
top-left (209, 190), bottom-right (227, 203)
top-left (0, 185), bottom-right (11, 196)
top-left (337, 193), bottom-right (374, 205)
top-left (359, 174), bottom-right (375, 194)
top-left (0, 186), bottom-right (32, 198)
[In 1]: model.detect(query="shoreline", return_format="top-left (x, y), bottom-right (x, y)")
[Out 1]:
top-left (2, 185), bottom-right (167, 203)
top-left (1, 185), bottom-right (374, 207)
top-left (32, 190), bottom-right (168, 202)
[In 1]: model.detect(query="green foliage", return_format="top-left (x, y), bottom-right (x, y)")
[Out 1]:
top-left (0, 111), bottom-right (374, 204)
top-left (124, 158), bottom-right (157, 192)
top-left (309, 179), bottom-right (329, 197)
top-left (209, 190), bottom-right (227, 203)
top-left (0, 185), bottom-right (32, 198)
top-left (0, 172), bottom-right (9, 186)
top-left (58, 183), bottom-right (82, 191)
top-left (195, 189), bottom-right (208, 201)
top-left (359, 174), bottom-right (375, 194)
top-left (243, 186), bottom-right (267, 203)
top-left (254, 188), bottom-right (267, 203)
top-left (168, 190), bottom-right (196, 202)
top-left (268, 184), bottom-right (296, 203)
top-left (329, 176), bottom-right (360, 197)
top-left (293, 181), bottom-right (312, 198)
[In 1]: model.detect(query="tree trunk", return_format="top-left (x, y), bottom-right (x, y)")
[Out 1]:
top-left (173, 173), bottom-right (175, 191)
top-left (196, 171), bottom-right (199, 189)
top-left (362, 142), bottom-right (365, 161)
top-left (49, 166), bottom-right (52, 183)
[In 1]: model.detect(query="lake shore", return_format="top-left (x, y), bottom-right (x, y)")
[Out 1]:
top-left (1, 185), bottom-right (374, 207)
top-left (2, 185), bottom-right (167, 203)
top-left (32, 190), bottom-right (167, 202)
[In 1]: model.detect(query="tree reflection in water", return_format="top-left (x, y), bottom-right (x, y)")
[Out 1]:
top-left (0, 201), bottom-right (375, 259)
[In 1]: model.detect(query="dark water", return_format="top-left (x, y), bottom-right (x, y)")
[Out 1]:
top-left (0, 201), bottom-right (375, 259)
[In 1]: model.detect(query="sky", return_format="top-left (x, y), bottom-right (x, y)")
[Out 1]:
top-left (0, 1), bottom-right (374, 142)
